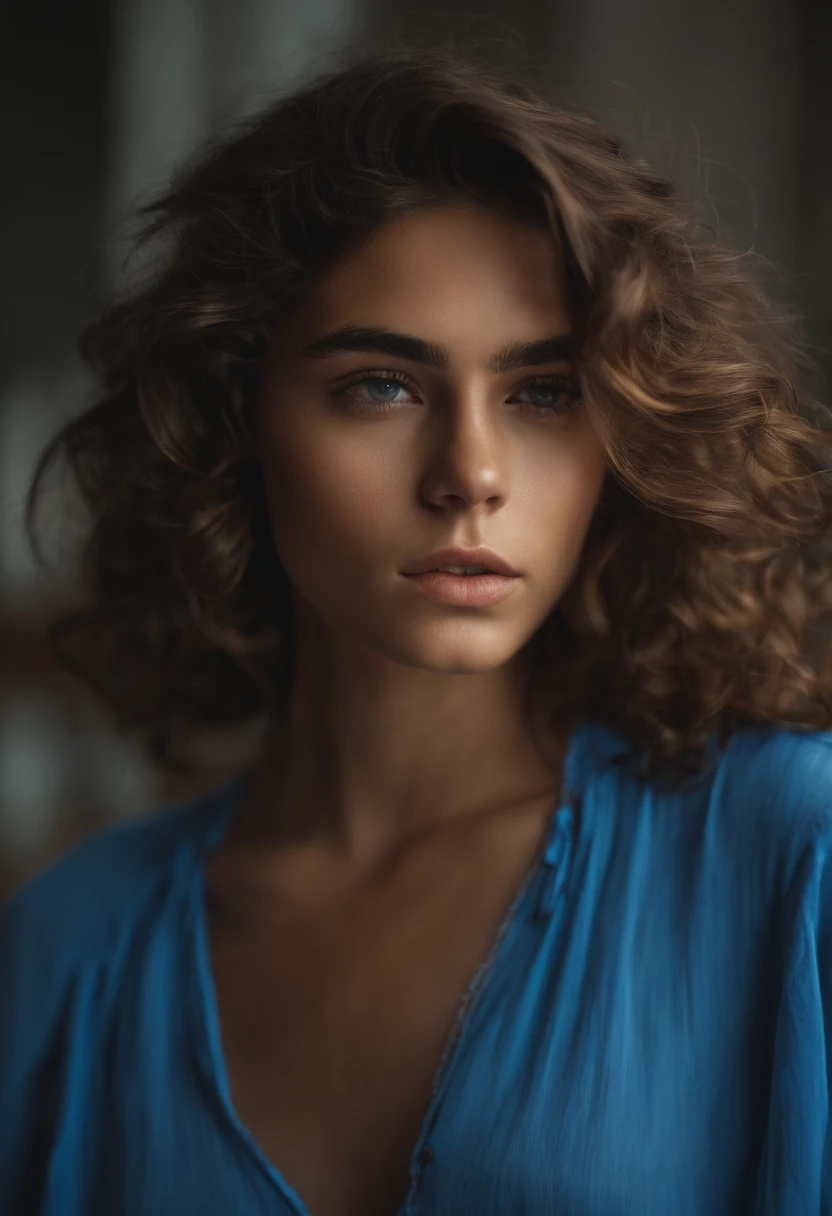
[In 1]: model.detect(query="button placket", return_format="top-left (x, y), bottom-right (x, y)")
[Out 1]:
top-left (533, 804), bottom-right (575, 921)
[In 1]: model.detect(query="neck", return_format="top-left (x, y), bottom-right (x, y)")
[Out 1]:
top-left (233, 627), bottom-right (566, 867)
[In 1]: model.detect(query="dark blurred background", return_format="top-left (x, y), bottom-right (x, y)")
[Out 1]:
top-left (2, 0), bottom-right (830, 895)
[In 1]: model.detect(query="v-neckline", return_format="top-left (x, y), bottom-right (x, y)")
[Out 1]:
top-left (186, 722), bottom-right (587, 1216)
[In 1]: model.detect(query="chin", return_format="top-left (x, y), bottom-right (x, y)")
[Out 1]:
top-left (383, 630), bottom-right (525, 675)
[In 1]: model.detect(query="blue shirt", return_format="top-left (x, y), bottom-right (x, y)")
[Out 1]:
top-left (2, 719), bottom-right (831, 1215)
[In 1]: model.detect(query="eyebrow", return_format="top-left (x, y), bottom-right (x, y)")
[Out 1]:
top-left (302, 325), bottom-right (573, 373)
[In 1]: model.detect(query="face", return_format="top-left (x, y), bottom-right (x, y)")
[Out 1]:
top-left (256, 201), bottom-right (607, 676)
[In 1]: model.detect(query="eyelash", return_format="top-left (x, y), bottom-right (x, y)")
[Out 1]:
top-left (330, 368), bottom-right (582, 418)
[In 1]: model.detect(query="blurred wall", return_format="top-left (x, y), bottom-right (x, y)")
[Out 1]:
top-left (1, 0), bottom-right (829, 892)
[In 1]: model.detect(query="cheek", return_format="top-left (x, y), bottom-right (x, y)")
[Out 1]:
top-left (260, 419), bottom-right (401, 567)
top-left (527, 435), bottom-right (607, 568)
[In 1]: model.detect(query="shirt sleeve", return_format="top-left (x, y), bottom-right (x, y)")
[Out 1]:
top-left (757, 823), bottom-right (832, 1213)
top-left (0, 882), bottom-right (74, 1212)
top-left (817, 831), bottom-right (832, 1210)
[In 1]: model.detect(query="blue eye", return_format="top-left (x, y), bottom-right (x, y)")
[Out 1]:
top-left (362, 378), bottom-right (409, 402)
top-left (332, 370), bottom-right (581, 417)
top-left (521, 385), bottom-right (560, 406)
top-left (511, 377), bottom-right (581, 415)
top-left (333, 371), bottom-right (421, 413)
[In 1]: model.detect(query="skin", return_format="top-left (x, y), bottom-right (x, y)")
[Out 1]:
top-left (236, 199), bottom-right (607, 865)
top-left (205, 201), bottom-right (608, 1216)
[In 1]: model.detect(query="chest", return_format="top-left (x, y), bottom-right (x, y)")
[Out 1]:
top-left (205, 816), bottom-right (546, 1216)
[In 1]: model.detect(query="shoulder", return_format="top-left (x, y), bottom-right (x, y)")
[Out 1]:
top-left (714, 723), bottom-right (832, 845)
top-left (679, 723), bottom-right (832, 925)
top-left (0, 778), bottom-right (239, 1200)
top-left (577, 717), bottom-right (832, 833)
top-left (584, 720), bottom-right (832, 883)
top-left (0, 777), bottom-right (239, 975)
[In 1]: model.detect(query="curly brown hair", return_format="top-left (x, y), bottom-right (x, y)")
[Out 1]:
top-left (26, 45), bottom-right (832, 789)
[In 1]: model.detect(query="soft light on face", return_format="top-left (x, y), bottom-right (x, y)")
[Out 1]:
top-left (256, 201), bottom-right (607, 674)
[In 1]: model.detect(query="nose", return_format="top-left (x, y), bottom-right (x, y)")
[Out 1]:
top-left (418, 396), bottom-right (509, 512)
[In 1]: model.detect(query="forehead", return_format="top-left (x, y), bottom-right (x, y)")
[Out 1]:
top-left (287, 202), bottom-right (571, 351)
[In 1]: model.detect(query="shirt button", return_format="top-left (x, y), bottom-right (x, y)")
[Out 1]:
top-left (420, 1144), bottom-right (435, 1164)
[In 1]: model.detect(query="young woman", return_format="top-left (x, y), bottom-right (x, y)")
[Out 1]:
top-left (2, 46), bottom-right (832, 1216)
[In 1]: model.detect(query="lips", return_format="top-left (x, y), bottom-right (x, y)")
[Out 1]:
top-left (402, 547), bottom-right (519, 577)
top-left (401, 567), bottom-right (519, 607)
